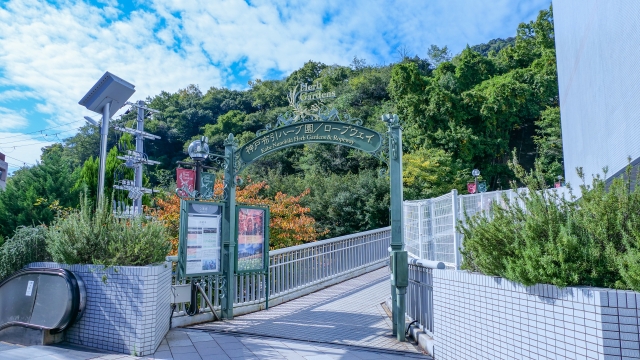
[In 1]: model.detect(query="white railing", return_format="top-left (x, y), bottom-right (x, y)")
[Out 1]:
top-left (171, 227), bottom-right (391, 325)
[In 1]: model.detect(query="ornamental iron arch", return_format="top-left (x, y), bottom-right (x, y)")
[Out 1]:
top-left (176, 81), bottom-right (408, 342)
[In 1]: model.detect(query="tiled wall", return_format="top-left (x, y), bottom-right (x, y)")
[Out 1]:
top-left (433, 271), bottom-right (640, 360)
top-left (28, 262), bottom-right (172, 356)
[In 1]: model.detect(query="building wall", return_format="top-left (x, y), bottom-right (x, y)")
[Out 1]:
top-left (553, 0), bottom-right (640, 189)
top-left (433, 270), bottom-right (640, 360)
top-left (0, 153), bottom-right (7, 190)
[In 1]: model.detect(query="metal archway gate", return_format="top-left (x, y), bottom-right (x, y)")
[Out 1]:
top-left (177, 86), bottom-right (408, 341)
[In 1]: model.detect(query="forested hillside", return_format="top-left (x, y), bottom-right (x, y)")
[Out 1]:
top-left (0, 6), bottom-right (562, 242)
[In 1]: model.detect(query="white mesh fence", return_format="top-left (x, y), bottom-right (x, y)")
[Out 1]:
top-left (403, 187), bottom-right (568, 268)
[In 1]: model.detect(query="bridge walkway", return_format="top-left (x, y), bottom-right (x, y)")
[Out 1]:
top-left (162, 267), bottom-right (430, 359)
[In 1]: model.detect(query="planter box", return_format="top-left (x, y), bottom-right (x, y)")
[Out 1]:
top-left (28, 262), bottom-right (171, 356)
top-left (433, 270), bottom-right (640, 360)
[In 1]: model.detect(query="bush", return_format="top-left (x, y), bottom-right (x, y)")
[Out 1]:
top-left (0, 226), bottom-right (51, 282)
top-left (460, 157), bottom-right (640, 290)
top-left (46, 196), bottom-right (170, 266)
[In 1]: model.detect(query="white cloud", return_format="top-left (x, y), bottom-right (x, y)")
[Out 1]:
top-left (0, 107), bottom-right (28, 129)
top-left (0, 0), bottom-right (551, 166)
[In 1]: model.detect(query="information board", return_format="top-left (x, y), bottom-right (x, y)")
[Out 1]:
top-left (181, 201), bottom-right (223, 276)
top-left (236, 206), bottom-right (269, 273)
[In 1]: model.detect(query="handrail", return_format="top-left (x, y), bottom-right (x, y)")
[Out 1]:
top-left (409, 258), bottom-right (445, 269)
top-left (171, 227), bottom-right (392, 323)
top-left (270, 227), bottom-right (391, 255)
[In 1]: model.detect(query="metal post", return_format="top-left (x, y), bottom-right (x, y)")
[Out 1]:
top-left (397, 286), bottom-right (407, 339)
top-left (391, 283), bottom-right (398, 335)
top-left (97, 102), bottom-right (110, 207)
top-left (384, 114), bottom-right (407, 342)
top-left (418, 204), bottom-right (424, 261)
top-left (452, 189), bottom-right (461, 269)
top-left (134, 100), bottom-right (144, 214)
top-left (429, 199), bottom-right (436, 261)
top-left (194, 161), bottom-right (202, 194)
top-left (222, 134), bottom-right (237, 319)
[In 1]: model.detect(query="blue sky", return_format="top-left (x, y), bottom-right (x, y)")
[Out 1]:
top-left (0, 0), bottom-right (551, 172)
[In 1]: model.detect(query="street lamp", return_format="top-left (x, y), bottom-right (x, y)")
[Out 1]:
top-left (472, 169), bottom-right (480, 194)
top-left (78, 71), bottom-right (135, 206)
top-left (187, 137), bottom-right (210, 194)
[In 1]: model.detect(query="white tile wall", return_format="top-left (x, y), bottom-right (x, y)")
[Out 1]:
top-left (433, 271), bottom-right (640, 360)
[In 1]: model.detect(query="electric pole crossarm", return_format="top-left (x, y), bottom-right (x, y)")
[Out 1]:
top-left (113, 185), bottom-right (154, 194)
top-left (125, 101), bottom-right (160, 114)
top-left (113, 126), bottom-right (161, 140)
top-left (116, 155), bottom-right (161, 165)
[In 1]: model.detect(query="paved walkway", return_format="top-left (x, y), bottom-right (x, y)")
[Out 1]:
top-left (0, 268), bottom-right (430, 360)
top-left (191, 267), bottom-right (421, 354)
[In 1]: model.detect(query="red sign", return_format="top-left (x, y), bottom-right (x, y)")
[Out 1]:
top-left (467, 182), bottom-right (477, 194)
top-left (554, 182), bottom-right (561, 188)
top-left (176, 168), bottom-right (195, 192)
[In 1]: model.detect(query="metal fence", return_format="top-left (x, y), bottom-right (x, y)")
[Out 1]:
top-left (406, 259), bottom-right (437, 336)
top-left (171, 227), bottom-right (391, 320)
top-left (404, 187), bottom-right (571, 268)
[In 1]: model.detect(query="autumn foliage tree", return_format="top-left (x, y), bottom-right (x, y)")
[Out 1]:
top-left (154, 195), bottom-right (181, 255)
top-left (154, 179), bottom-right (327, 255)
top-left (234, 180), bottom-right (328, 249)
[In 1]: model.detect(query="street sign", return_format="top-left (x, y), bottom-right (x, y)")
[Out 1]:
top-left (467, 182), bottom-right (477, 194)
top-left (239, 121), bottom-right (382, 164)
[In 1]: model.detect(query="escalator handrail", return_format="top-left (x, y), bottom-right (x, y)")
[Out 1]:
top-left (0, 267), bottom-right (84, 332)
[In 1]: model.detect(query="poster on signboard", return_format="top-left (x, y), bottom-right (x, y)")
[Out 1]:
top-left (183, 202), bottom-right (223, 276)
top-left (177, 168), bottom-right (196, 192)
top-left (236, 207), bottom-right (269, 272)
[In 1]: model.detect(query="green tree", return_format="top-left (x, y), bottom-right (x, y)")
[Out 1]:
top-left (0, 144), bottom-right (79, 238)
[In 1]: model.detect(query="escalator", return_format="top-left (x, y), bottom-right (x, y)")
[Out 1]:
top-left (0, 268), bottom-right (86, 345)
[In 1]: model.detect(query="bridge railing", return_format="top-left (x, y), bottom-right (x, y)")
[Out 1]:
top-left (171, 227), bottom-right (391, 325)
top-left (406, 259), bottom-right (441, 337)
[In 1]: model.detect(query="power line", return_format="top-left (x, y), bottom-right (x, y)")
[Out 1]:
top-left (4, 154), bottom-right (34, 166)
top-left (0, 128), bottom-right (79, 145)
top-left (5, 161), bottom-right (28, 168)
top-left (0, 120), bottom-right (79, 141)
top-left (0, 127), bottom-right (84, 150)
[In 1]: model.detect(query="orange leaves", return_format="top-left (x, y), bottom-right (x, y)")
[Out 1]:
top-left (236, 181), bottom-right (327, 249)
top-left (154, 179), bottom-right (326, 255)
top-left (153, 195), bottom-right (181, 255)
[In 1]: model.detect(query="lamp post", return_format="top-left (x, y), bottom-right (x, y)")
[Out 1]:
top-left (187, 137), bottom-right (210, 194)
top-left (472, 169), bottom-right (480, 193)
top-left (78, 72), bottom-right (135, 206)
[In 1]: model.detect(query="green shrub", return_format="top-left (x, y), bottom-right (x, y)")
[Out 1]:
top-left (46, 195), bottom-right (170, 266)
top-left (0, 226), bottom-right (51, 282)
top-left (460, 156), bottom-right (640, 290)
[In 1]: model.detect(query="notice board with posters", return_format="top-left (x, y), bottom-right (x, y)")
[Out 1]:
top-left (235, 206), bottom-right (270, 273)
top-left (178, 200), bottom-right (224, 277)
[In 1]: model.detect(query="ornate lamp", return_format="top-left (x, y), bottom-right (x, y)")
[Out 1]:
top-left (188, 137), bottom-right (209, 160)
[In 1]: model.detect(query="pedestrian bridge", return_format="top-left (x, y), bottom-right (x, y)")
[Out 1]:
top-left (167, 227), bottom-right (432, 359)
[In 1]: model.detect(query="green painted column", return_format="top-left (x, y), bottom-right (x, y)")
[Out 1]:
top-left (383, 114), bottom-right (407, 342)
top-left (222, 134), bottom-right (237, 319)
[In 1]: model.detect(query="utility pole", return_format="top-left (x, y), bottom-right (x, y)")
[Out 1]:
top-left (134, 100), bottom-right (145, 212)
top-left (113, 101), bottom-right (161, 216)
